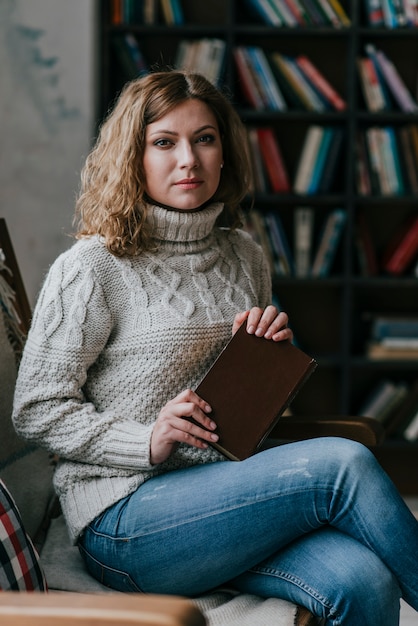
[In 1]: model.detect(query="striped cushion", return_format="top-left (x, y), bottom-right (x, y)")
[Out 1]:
top-left (0, 479), bottom-right (47, 591)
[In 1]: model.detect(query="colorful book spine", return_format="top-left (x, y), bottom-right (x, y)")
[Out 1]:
top-left (256, 128), bottom-right (291, 193)
top-left (383, 214), bottom-right (418, 275)
top-left (308, 127), bottom-right (335, 194)
top-left (311, 208), bottom-right (346, 277)
top-left (367, 45), bottom-right (418, 113)
top-left (364, 0), bottom-right (385, 25)
top-left (293, 126), bottom-right (324, 194)
top-left (244, 0), bottom-right (283, 24)
top-left (295, 55), bottom-right (347, 111)
top-left (248, 47), bottom-right (287, 111)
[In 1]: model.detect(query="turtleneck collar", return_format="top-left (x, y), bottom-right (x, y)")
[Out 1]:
top-left (146, 202), bottom-right (224, 246)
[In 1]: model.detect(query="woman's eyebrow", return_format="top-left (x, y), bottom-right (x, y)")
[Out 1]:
top-left (148, 124), bottom-right (218, 138)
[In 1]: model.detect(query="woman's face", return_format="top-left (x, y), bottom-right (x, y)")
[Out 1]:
top-left (143, 99), bottom-right (224, 210)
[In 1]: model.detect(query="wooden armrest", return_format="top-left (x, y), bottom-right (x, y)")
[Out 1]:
top-left (0, 592), bottom-right (206, 626)
top-left (271, 415), bottom-right (385, 447)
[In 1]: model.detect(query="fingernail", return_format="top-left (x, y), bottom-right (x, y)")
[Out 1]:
top-left (247, 325), bottom-right (255, 334)
top-left (255, 327), bottom-right (263, 337)
top-left (211, 433), bottom-right (219, 441)
top-left (205, 405), bottom-right (212, 413)
top-left (210, 421), bottom-right (217, 430)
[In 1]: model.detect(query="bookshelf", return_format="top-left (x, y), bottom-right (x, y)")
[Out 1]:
top-left (98, 0), bottom-right (418, 493)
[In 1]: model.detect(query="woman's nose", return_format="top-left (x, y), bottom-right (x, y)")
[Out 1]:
top-left (179, 142), bottom-right (199, 168)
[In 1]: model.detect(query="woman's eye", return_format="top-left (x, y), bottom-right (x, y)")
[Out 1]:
top-left (197, 134), bottom-right (215, 144)
top-left (154, 139), bottom-right (172, 147)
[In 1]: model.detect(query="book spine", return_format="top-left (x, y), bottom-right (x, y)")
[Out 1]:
top-left (249, 47), bottom-right (287, 111)
top-left (318, 126), bottom-right (344, 193)
top-left (273, 0), bottom-right (299, 25)
top-left (381, 0), bottom-right (398, 25)
top-left (233, 47), bottom-right (265, 110)
top-left (265, 212), bottom-right (295, 275)
top-left (314, 0), bottom-right (342, 26)
top-left (375, 49), bottom-right (418, 112)
top-left (311, 208), bottom-right (346, 277)
top-left (247, 128), bottom-right (269, 192)
top-left (308, 127), bottom-right (334, 194)
top-left (295, 55), bottom-right (347, 111)
top-left (357, 57), bottom-right (387, 112)
top-left (256, 128), bottom-right (291, 192)
top-left (327, 0), bottom-right (351, 24)
top-left (364, 0), bottom-right (385, 25)
top-left (294, 207), bottom-right (314, 277)
top-left (271, 53), bottom-right (325, 111)
top-left (293, 125), bottom-right (324, 193)
top-left (244, 0), bottom-right (283, 24)
top-left (383, 215), bottom-right (418, 274)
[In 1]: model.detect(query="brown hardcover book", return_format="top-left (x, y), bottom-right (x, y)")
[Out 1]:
top-left (194, 323), bottom-right (317, 461)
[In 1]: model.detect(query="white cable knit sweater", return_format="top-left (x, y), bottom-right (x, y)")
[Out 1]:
top-left (13, 202), bottom-right (271, 544)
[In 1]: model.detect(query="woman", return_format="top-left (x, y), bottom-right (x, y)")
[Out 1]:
top-left (13, 71), bottom-right (418, 625)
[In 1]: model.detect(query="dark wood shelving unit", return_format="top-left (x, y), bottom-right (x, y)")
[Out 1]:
top-left (98, 0), bottom-right (418, 493)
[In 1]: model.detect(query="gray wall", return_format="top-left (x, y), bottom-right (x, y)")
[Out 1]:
top-left (0, 0), bottom-right (97, 305)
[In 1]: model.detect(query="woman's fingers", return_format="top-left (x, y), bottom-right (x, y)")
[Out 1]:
top-left (151, 390), bottom-right (217, 465)
top-left (245, 306), bottom-right (293, 342)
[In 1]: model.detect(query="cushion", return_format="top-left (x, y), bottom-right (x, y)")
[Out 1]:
top-left (0, 478), bottom-right (47, 591)
top-left (42, 515), bottom-right (297, 625)
top-left (0, 308), bottom-right (55, 542)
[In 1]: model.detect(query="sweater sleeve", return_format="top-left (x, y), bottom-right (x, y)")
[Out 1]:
top-left (12, 248), bottom-right (155, 471)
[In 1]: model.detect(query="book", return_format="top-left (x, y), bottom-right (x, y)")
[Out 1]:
top-left (366, 44), bottom-right (418, 113)
top-left (264, 211), bottom-right (295, 276)
top-left (295, 55), bottom-right (347, 111)
top-left (193, 322), bottom-right (317, 460)
top-left (269, 53), bottom-right (325, 112)
top-left (234, 47), bottom-right (266, 110)
top-left (355, 211), bottom-right (378, 276)
top-left (256, 128), bottom-right (291, 192)
top-left (294, 207), bottom-right (314, 277)
top-left (293, 125), bottom-right (324, 194)
top-left (311, 208), bottom-right (346, 277)
top-left (357, 57), bottom-right (387, 112)
top-left (364, 0), bottom-right (385, 25)
top-left (244, 0), bottom-right (283, 24)
top-left (359, 379), bottom-right (409, 423)
top-left (369, 314), bottom-right (418, 340)
top-left (382, 213), bottom-right (418, 275)
top-left (317, 126), bottom-right (344, 193)
top-left (247, 47), bottom-right (287, 111)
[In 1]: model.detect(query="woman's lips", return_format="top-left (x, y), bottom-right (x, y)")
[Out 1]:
top-left (175, 178), bottom-right (203, 189)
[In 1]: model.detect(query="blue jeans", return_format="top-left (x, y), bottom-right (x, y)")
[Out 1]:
top-left (79, 438), bottom-right (418, 625)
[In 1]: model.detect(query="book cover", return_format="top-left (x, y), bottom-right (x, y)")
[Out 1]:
top-left (194, 323), bottom-right (317, 460)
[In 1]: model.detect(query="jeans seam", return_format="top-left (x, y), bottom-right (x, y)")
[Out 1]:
top-left (248, 564), bottom-right (341, 625)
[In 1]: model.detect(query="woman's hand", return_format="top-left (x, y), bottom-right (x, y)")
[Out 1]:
top-left (232, 306), bottom-right (293, 342)
top-left (150, 389), bottom-right (218, 465)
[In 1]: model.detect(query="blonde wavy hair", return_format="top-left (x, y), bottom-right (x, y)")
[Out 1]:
top-left (74, 71), bottom-right (252, 256)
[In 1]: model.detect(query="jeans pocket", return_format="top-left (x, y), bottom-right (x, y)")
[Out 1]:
top-left (78, 542), bottom-right (143, 593)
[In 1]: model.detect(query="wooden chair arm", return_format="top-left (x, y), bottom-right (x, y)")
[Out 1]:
top-left (271, 415), bottom-right (385, 448)
top-left (0, 592), bottom-right (206, 626)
